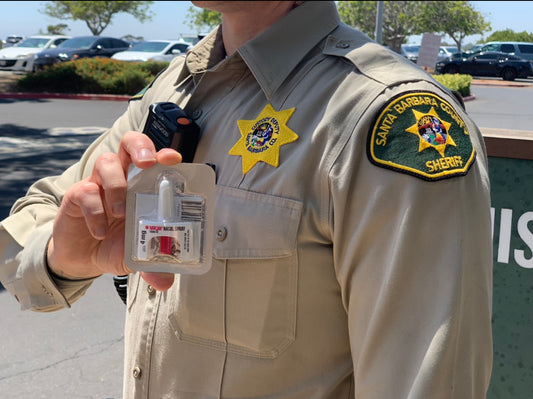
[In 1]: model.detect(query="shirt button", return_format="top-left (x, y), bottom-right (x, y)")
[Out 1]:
top-left (216, 226), bottom-right (228, 242)
top-left (147, 285), bottom-right (156, 296)
top-left (336, 41), bottom-right (350, 49)
top-left (191, 109), bottom-right (202, 119)
top-left (133, 366), bottom-right (142, 379)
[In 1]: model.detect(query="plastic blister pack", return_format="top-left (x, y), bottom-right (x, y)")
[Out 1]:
top-left (124, 163), bottom-right (215, 274)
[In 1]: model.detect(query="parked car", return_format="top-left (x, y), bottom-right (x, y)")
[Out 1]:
top-left (437, 46), bottom-right (458, 62)
top-left (436, 51), bottom-right (532, 81)
top-left (402, 44), bottom-right (458, 67)
top-left (478, 41), bottom-right (533, 63)
top-left (450, 44), bottom-right (485, 61)
top-left (469, 44), bottom-right (484, 53)
top-left (111, 40), bottom-right (190, 62)
top-left (2, 35), bottom-right (24, 48)
top-left (32, 36), bottom-right (131, 70)
top-left (0, 35), bottom-right (70, 71)
top-left (401, 44), bottom-right (420, 63)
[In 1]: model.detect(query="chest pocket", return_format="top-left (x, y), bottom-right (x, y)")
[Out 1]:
top-left (168, 185), bottom-right (302, 359)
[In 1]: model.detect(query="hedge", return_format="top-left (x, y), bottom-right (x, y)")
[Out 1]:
top-left (432, 73), bottom-right (472, 97)
top-left (16, 57), bottom-right (169, 95)
top-left (15, 57), bottom-right (472, 98)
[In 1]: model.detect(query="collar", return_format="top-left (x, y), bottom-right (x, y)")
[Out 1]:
top-left (238, 1), bottom-right (340, 99)
top-left (178, 1), bottom-right (340, 101)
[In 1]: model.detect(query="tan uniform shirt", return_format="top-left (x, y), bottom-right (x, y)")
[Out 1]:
top-left (0, 2), bottom-right (493, 398)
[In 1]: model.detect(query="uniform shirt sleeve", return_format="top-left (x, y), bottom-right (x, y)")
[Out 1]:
top-left (0, 223), bottom-right (97, 311)
top-left (329, 81), bottom-right (493, 398)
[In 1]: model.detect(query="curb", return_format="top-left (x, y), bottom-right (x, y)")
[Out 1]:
top-left (0, 92), bottom-right (130, 101)
top-left (471, 80), bottom-right (532, 88)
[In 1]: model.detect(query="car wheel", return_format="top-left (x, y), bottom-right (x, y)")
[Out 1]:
top-left (444, 65), bottom-right (459, 74)
top-left (502, 67), bottom-right (517, 81)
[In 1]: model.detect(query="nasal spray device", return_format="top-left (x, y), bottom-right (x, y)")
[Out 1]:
top-left (122, 102), bottom-right (215, 275)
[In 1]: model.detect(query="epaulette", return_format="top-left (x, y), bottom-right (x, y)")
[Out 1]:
top-left (323, 24), bottom-right (434, 87)
top-left (323, 23), bottom-right (465, 110)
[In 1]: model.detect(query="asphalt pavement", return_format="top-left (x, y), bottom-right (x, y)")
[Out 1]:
top-left (0, 96), bottom-right (127, 399)
top-left (0, 276), bottom-right (125, 399)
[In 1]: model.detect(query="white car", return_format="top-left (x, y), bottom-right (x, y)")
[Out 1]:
top-left (111, 40), bottom-right (190, 62)
top-left (0, 35), bottom-right (70, 72)
top-left (437, 46), bottom-right (459, 63)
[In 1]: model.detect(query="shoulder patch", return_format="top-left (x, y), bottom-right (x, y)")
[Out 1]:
top-left (367, 91), bottom-right (476, 181)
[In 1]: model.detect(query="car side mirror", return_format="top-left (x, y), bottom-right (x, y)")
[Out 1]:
top-left (171, 49), bottom-right (182, 54)
top-left (95, 44), bottom-right (103, 51)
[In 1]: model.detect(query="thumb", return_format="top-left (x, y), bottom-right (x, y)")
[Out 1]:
top-left (140, 271), bottom-right (175, 291)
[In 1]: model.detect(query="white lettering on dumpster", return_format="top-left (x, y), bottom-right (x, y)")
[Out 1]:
top-left (491, 207), bottom-right (533, 269)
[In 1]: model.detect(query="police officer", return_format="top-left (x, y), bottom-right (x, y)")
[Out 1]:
top-left (0, 1), bottom-right (493, 398)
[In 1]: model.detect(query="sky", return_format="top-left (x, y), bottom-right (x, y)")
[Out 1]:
top-left (0, 1), bottom-right (532, 45)
top-left (0, 1), bottom-right (195, 41)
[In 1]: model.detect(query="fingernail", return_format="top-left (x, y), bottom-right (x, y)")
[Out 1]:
top-left (138, 148), bottom-right (155, 162)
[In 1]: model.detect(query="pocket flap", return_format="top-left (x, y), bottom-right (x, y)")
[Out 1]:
top-left (213, 186), bottom-right (302, 259)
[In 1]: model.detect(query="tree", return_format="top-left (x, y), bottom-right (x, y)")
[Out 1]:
top-left (337, 1), bottom-right (426, 53)
top-left (337, 1), bottom-right (490, 54)
top-left (41, 1), bottom-right (154, 36)
top-left (43, 24), bottom-right (70, 35)
top-left (417, 1), bottom-right (491, 52)
top-left (485, 29), bottom-right (533, 43)
top-left (184, 6), bottom-right (221, 33)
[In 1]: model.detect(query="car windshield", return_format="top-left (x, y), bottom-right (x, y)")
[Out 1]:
top-left (14, 38), bottom-right (51, 48)
top-left (130, 41), bottom-right (170, 52)
top-left (443, 46), bottom-right (458, 53)
top-left (402, 45), bottom-right (420, 53)
top-left (58, 37), bottom-right (97, 49)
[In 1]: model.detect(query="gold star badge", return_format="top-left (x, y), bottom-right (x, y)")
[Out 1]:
top-left (229, 103), bottom-right (298, 174)
top-left (405, 107), bottom-right (456, 157)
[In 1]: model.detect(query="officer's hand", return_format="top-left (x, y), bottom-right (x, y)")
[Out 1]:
top-left (46, 131), bottom-right (181, 291)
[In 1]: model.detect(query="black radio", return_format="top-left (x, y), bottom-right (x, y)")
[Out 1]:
top-left (142, 102), bottom-right (200, 161)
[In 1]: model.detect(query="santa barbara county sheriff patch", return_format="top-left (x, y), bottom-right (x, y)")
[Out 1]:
top-left (367, 91), bottom-right (476, 181)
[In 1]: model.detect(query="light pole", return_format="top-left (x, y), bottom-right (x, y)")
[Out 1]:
top-left (375, 0), bottom-right (384, 45)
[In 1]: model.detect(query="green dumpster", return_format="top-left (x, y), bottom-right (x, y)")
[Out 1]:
top-left (484, 128), bottom-right (533, 398)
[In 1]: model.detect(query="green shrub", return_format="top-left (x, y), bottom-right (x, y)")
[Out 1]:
top-left (432, 73), bottom-right (472, 97)
top-left (16, 58), bottom-right (169, 95)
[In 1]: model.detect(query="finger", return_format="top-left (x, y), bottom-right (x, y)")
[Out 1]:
top-left (140, 271), bottom-right (175, 291)
top-left (156, 148), bottom-right (182, 165)
top-left (117, 131), bottom-right (157, 172)
top-left (91, 152), bottom-right (128, 218)
top-left (63, 181), bottom-right (108, 239)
